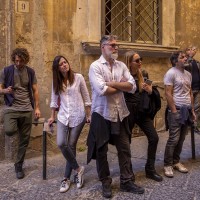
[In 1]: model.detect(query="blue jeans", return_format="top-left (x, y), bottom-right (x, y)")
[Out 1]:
top-left (164, 111), bottom-right (188, 166)
top-left (57, 118), bottom-right (86, 178)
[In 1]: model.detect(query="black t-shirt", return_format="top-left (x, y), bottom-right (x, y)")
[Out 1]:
top-left (191, 60), bottom-right (200, 90)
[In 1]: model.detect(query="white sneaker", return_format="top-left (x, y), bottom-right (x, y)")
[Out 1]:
top-left (75, 166), bottom-right (85, 189)
top-left (173, 163), bottom-right (188, 173)
top-left (164, 166), bottom-right (174, 178)
top-left (60, 179), bottom-right (71, 193)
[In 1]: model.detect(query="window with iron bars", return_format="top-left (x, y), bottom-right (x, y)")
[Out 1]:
top-left (101, 0), bottom-right (162, 44)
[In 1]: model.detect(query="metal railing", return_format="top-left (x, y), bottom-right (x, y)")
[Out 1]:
top-left (32, 118), bottom-right (56, 180)
top-left (32, 116), bottom-right (196, 180)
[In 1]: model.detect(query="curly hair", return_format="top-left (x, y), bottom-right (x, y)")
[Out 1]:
top-left (11, 48), bottom-right (30, 64)
top-left (170, 51), bottom-right (184, 67)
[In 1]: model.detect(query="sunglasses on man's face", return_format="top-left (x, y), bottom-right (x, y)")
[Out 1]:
top-left (103, 43), bottom-right (119, 49)
top-left (133, 58), bottom-right (143, 63)
top-left (186, 48), bottom-right (196, 51)
top-left (179, 55), bottom-right (187, 59)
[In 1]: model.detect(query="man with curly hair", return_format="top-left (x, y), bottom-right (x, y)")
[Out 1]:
top-left (0, 48), bottom-right (41, 179)
top-left (163, 51), bottom-right (196, 178)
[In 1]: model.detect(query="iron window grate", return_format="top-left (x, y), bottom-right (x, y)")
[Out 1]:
top-left (102, 0), bottom-right (162, 44)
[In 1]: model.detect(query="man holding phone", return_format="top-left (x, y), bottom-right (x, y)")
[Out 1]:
top-left (124, 51), bottom-right (163, 183)
top-left (0, 48), bottom-right (41, 179)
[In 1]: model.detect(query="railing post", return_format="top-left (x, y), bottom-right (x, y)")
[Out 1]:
top-left (43, 130), bottom-right (47, 180)
top-left (191, 125), bottom-right (196, 159)
top-left (32, 119), bottom-right (56, 180)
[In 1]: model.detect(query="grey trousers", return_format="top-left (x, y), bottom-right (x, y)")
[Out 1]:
top-left (164, 111), bottom-right (188, 166)
top-left (57, 118), bottom-right (86, 179)
top-left (4, 110), bottom-right (32, 164)
top-left (193, 90), bottom-right (200, 127)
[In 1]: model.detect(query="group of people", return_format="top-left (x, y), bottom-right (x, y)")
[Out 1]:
top-left (0, 35), bottom-right (199, 198)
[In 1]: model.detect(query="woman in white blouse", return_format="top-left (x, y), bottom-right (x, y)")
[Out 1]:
top-left (48, 55), bottom-right (91, 193)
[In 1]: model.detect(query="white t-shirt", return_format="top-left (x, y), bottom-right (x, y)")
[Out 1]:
top-left (164, 67), bottom-right (192, 107)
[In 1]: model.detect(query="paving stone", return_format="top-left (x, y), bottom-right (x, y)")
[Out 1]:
top-left (0, 131), bottom-right (200, 199)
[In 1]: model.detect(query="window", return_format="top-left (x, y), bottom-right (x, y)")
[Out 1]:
top-left (102, 0), bottom-right (162, 44)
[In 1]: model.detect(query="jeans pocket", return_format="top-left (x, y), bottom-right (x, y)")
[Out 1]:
top-left (169, 112), bottom-right (180, 127)
top-left (172, 112), bottom-right (180, 120)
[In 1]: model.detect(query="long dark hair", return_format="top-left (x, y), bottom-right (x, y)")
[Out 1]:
top-left (52, 55), bottom-right (75, 95)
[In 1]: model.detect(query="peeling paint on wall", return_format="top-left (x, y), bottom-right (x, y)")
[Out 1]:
top-left (1, 0), bottom-right (200, 159)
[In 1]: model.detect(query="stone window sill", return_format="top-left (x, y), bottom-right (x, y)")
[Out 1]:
top-left (82, 41), bottom-right (179, 58)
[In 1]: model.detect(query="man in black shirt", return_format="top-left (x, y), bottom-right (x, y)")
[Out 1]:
top-left (185, 46), bottom-right (200, 134)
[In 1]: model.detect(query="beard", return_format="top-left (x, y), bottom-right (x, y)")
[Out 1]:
top-left (110, 52), bottom-right (118, 60)
top-left (104, 48), bottom-right (118, 61)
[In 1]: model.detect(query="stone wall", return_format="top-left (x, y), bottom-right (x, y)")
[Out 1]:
top-left (0, 1), bottom-right (11, 160)
top-left (175, 0), bottom-right (200, 53)
top-left (0, 0), bottom-right (200, 160)
top-left (0, 2), bottom-right (6, 67)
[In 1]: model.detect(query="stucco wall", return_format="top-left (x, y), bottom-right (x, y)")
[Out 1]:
top-left (175, 0), bottom-right (200, 60)
top-left (1, 0), bottom-right (200, 160)
top-left (0, 1), bottom-right (13, 160)
top-left (0, 2), bottom-right (6, 67)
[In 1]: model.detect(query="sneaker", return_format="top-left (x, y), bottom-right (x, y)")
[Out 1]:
top-left (164, 166), bottom-right (174, 178)
top-left (60, 179), bottom-right (71, 193)
top-left (75, 166), bottom-right (84, 189)
top-left (173, 163), bottom-right (188, 173)
top-left (120, 181), bottom-right (144, 194)
top-left (14, 163), bottom-right (24, 179)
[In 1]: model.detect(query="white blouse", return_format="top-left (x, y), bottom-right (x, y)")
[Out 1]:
top-left (50, 73), bottom-right (91, 127)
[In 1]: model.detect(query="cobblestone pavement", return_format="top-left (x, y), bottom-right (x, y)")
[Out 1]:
top-left (1, 131), bottom-right (200, 200)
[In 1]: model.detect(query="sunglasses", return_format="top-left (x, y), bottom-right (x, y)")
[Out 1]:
top-left (104, 43), bottom-right (119, 49)
top-left (179, 55), bottom-right (187, 59)
top-left (133, 58), bottom-right (143, 63)
top-left (186, 48), bottom-right (196, 51)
